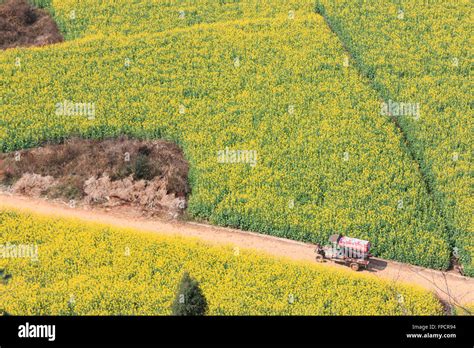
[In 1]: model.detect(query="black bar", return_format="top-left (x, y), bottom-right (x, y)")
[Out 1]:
top-left (0, 316), bottom-right (472, 346)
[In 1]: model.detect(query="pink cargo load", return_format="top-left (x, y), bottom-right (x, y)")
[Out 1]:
top-left (338, 236), bottom-right (370, 253)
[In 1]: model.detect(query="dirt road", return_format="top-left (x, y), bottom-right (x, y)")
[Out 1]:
top-left (0, 192), bottom-right (472, 308)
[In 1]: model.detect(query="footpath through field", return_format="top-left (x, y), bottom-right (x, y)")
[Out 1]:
top-left (0, 192), bottom-right (472, 308)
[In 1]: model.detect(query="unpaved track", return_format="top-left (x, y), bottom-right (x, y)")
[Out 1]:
top-left (0, 193), bottom-right (472, 307)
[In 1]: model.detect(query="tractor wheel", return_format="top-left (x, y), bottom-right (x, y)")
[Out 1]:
top-left (315, 254), bottom-right (324, 263)
top-left (350, 263), bottom-right (360, 271)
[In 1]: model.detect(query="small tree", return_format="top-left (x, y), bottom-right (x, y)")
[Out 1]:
top-left (171, 272), bottom-right (208, 316)
top-left (0, 269), bottom-right (11, 315)
top-left (0, 269), bottom-right (11, 285)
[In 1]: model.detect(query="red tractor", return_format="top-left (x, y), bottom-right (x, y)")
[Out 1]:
top-left (315, 234), bottom-right (371, 271)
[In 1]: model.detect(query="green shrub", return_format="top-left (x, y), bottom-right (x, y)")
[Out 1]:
top-left (172, 272), bottom-right (208, 316)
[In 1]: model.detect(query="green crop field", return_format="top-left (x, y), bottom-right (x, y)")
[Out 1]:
top-left (317, 0), bottom-right (473, 275)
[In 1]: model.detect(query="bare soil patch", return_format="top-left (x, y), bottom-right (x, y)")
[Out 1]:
top-left (0, 137), bottom-right (190, 217)
top-left (0, 0), bottom-right (63, 50)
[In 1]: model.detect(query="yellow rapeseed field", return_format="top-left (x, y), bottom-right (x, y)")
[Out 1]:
top-left (0, 209), bottom-right (443, 315)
